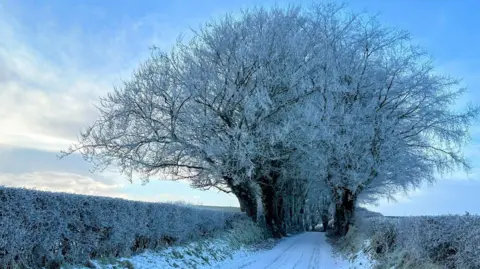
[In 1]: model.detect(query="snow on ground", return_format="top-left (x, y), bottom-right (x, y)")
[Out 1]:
top-left (81, 238), bottom-right (241, 269)
top-left (77, 232), bottom-right (374, 269)
top-left (209, 232), bottom-right (350, 269)
top-left (346, 239), bottom-right (376, 269)
top-left (347, 250), bottom-right (375, 269)
top-left (120, 238), bottom-right (242, 269)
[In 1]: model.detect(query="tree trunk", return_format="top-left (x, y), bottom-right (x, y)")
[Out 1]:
top-left (260, 181), bottom-right (283, 238)
top-left (237, 191), bottom-right (258, 221)
top-left (258, 169), bottom-right (287, 238)
top-left (321, 212), bottom-right (329, 232)
top-left (225, 177), bottom-right (258, 222)
top-left (333, 188), bottom-right (355, 237)
top-left (275, 193), bottom-right (287, 236)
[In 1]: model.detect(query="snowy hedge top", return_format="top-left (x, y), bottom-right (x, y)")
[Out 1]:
top-left (361, 214), bottom-right (480, 268)
top-left (0, 186), bottom-right (243, 268)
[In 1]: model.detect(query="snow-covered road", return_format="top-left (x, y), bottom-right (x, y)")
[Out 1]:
top-left (214, 232), bottom-right (349, 269)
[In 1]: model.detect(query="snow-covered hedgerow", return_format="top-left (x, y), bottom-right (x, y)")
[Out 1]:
top-left (357, 215), bottom-right (480, 269)
top-left (82, 218), bottom-right (272, 269)
top-left (0, 186), bottom-right (243, 268)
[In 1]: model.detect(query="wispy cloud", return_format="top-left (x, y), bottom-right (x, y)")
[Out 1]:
top-left (0, 17), bottom-right (98, 151)
top-left (0, 171), bottom-right (127, 198)
top-left (0, 2), bottom-right (161, 196)
top-left (0, 1), bottom-right (175, 152)
top-left (0, 2), bottom-right (238, 206)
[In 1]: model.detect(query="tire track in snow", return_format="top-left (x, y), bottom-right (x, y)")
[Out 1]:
top-left (216, 232), bottom-right (349, 269)
top-left (263, 235), bottom-right (306, 269)
top-left (238, 233), bottom-right (303, 269)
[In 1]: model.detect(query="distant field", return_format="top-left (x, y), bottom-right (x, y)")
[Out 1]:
top-left (197, 205), bottom-right (242, 212)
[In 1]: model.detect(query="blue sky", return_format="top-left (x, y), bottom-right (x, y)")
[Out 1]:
top-left (0, 0), bottom-right (478, 215)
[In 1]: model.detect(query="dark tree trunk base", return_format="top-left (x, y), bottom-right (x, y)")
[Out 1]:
top-left (333, 188), bottom-right (355, 237)
top-left (225, 177), bottom-right (258, 222)
top-left (260, 181), bottom-right (284, 238)
top-left (321, 215), bottom-right (329, 232)
top-left (259, 167), bottom-right (286, 238)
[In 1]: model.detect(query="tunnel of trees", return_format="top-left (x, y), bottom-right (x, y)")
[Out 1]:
top-left (62, 3), bottom-right (478, 237)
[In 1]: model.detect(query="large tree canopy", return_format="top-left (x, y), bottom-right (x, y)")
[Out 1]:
top-left (62, 3), bottom-right (478, 237)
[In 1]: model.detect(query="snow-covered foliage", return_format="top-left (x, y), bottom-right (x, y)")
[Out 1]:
top-left (61, 2), bottom-right (478, 237)
top-left (0, 186), bottom-right (242, 268)
top-left (356, 214), bottom-right (480, 269)
top-left (73, 218), bottom-right (270, 269)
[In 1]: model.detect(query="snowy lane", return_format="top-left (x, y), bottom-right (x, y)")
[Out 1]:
top-left (215, 232), bottom-right (348, 269)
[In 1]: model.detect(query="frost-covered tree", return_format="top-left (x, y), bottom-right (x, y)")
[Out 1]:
top-left (61, 3), bottom-right (477, 238)
top-left (302, 4), bottom-right (479, 236)
top-left (61, 6), bottom-right (330, 237)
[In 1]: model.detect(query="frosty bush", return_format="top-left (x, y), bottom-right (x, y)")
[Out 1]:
top-left (0, 186), bottom-right (243, 268)
top-left (360, 215), bottom-right (480, 269)
top-left (224, 218), bottom-right (270, 249)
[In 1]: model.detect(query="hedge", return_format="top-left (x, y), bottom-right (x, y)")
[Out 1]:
top-left (360, 215), bottom-right (480, 269)
top-left (0, 186), bottom-right (243, 268)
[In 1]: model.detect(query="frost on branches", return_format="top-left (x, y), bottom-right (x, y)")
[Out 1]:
top-left (61, 3), bottom-right (478, 237)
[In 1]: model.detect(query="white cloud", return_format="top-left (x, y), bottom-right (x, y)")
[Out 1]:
top-left (0, 4), bottom-right (165, 152)
top-left (0, 76), bottom-right (104, 151)
top-left (0, 171), bottom-right (128, 199)
top-left (0, 1), bottom-right (244, 207)
top-left (0, 26), bottom-right (105, 151)
top-left (122, 191), bottom-right (205, 204)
